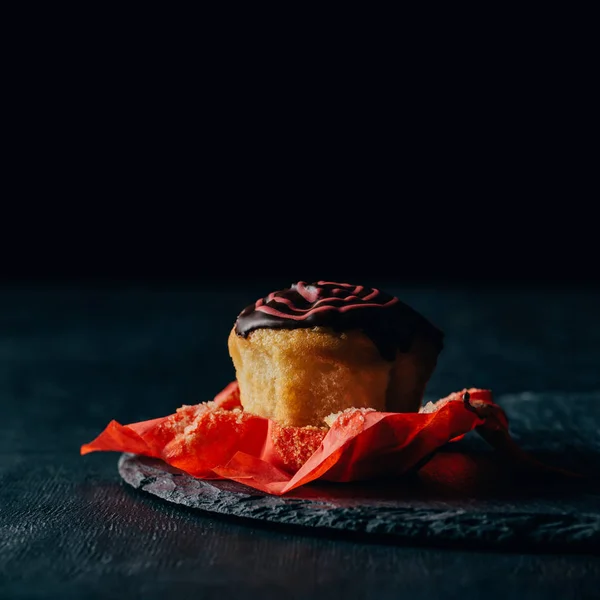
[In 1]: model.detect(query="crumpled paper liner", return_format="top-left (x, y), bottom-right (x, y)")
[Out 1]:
top-left (80, 382), bottom-right (556, 495)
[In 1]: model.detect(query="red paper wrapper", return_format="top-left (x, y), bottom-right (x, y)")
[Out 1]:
top-left (80, 382), bottom-right (542, 495)
top-left (81, 382), bottom-right (536, 495)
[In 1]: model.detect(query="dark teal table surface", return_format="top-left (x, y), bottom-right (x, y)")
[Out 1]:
top-left (1, 284), bottom-right (599, 599)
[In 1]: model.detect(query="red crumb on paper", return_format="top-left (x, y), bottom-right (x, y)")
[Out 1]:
top-left (268, 422), bottom-right (327, 473)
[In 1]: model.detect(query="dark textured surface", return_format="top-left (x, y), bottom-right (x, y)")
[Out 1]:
top-left (1, 285), bottom-right (600, 599)
top-left (118, 390), bottom-right (600, 553)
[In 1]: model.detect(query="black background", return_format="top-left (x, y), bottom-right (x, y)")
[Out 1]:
top-left (2, 172), bottom-right (596, 291)
top-left (3, 32), bottom-right (597, 291)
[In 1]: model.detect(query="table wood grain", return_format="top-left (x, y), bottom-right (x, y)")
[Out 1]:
top-left (1, 285), bottom-right (599, 599)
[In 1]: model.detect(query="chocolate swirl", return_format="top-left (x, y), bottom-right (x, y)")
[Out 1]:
top-left (234, 281), bottom-right (443, 361)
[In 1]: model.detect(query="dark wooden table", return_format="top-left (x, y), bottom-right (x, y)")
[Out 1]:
top-left (1, 284), bottom-right (599, 599)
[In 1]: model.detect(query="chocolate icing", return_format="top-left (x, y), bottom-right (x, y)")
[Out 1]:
top-left (234, 281), bottom-right (444, 361)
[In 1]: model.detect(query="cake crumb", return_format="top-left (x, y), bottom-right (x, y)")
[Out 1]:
top-left (323, 407), bottom-right (376, 428)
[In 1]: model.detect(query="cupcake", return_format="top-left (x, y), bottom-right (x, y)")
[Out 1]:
top-left (228, 281), bottom-right (444, 427)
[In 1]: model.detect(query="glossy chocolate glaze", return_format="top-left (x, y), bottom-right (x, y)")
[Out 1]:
top-left (234, 281), bottom-right (444, 361)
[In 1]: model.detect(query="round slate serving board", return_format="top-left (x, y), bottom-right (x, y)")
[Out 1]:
top-left (118, 392), bottom-right (600, 553)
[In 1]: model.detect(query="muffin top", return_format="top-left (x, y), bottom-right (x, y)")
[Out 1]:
top-left (234, 281), bottom-right (443, 361)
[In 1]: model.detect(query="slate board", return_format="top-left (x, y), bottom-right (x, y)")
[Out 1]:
top-left (118, 392), bottom-right (600, 554)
